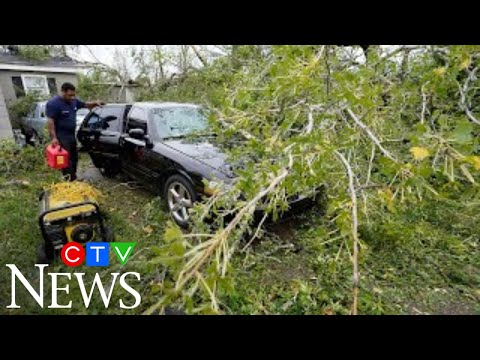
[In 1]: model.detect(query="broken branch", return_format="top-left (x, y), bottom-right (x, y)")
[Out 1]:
top-left (345, 108), bottom-right (399, 163)
top-left (458, 67), bottom-right (480, 125)
top-left (334, 150), bottom-right (360, 315)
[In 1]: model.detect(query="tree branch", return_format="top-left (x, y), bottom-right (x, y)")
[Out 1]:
top-left (458, 67), bottom-right (480, 125)
top-left (80, 45), bottom-right (127, 82)
top-left (334, 150), bottom-right (360, 315)
top-left (421, 82), bottom-right (430, 125)
top-left (345, 107), bottom-right (399, 163)
top-left (190, 45), bottom-right (207, 67)
top-left (365, 143), bottom-right (376, 186)
top-left (305, 108), bottom-right (315, 134)
top-left (176, 154), bottom-right (294, 290)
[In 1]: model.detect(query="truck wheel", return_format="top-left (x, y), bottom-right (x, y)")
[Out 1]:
top-left (28, 129), bottom-right (45, 147)
top-left (23, 128), bottom-right (36, 147)
top-left (163, 174), bottom-right (198, 228)
top-left (89, 154), bottom-right (104, 168)
top-left (37, 131), bottom-right (47, 145)
top-left (100, 162), bottom-right (120, 178)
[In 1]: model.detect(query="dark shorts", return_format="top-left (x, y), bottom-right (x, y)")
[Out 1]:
top-left (58, 138), bottom-right (78, 181)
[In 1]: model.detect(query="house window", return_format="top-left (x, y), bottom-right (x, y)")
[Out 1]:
top-left (21, 74), bottom-right (49, 96)
top-left (11, 77), bottom-right (25, 98)
top-left (47, 78), bottom-right (58, 95)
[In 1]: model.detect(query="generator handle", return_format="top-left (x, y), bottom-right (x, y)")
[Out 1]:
top-left (38, 201), bottom-right (107, 243)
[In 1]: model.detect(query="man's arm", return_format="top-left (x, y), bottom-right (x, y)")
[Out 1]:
top-left (45, 101), bottom-right (60, 146)
top-left (47, 118), bottom-right (59, 146)
top-left (81, 100), bottom-right (105, 110)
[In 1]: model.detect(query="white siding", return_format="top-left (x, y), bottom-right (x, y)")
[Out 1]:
top-left (0, 71), bottom-right (78, 103)
top-left (0, 85), bottom-right (13, 140)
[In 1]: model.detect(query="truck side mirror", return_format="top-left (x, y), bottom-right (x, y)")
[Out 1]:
top-left (103, 115), bottom-right (117, 122)
top-left (101, 116), bottom-right (117, 129)
top-left (129, 128), bottom-right (145, 139)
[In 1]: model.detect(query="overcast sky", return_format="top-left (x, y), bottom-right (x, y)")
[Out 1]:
top-left (73, 45), bottom-right (233, 80)
top-left (74, 45), bottom-right (205, 78)
top-left (72, 45), bottom-right (403, 80)
top-left (76, 45), bottom-right (139, 68)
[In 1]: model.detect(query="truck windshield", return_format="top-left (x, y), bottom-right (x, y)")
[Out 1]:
top-left (151, 106), bottom-right (209, 139)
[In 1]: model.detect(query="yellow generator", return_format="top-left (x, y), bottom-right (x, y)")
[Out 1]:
top-left (37, 182), bottom-right (113, 263)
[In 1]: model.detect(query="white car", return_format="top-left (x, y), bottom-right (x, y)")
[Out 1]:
top-left (76, 108), bottom-right (91, 133)
top-left (20, 101), bottom-right (48, 145)
top-left (20, 102), bottom-right (91, 145)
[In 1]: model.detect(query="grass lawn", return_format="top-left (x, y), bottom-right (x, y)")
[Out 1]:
top-left (1, 142), bottom-right (479, 314)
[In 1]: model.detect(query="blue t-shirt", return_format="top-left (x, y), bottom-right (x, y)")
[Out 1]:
top-left (46, 96), bottom-right (86, 141)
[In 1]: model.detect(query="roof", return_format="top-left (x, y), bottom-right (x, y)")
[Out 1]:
top-left (0, 53), bottom-right (85, 74)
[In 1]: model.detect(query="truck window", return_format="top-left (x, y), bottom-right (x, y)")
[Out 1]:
top-left (126, 107), bottom-right (148, 134)
top-left (128, 107), bottom-right (147, 122)
top-left (85, 108), bottom-right (103, 130)
top-left (101, 106), bottom-right (124, 132)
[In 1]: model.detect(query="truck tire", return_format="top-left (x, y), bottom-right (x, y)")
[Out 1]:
top-left (89, 154), bottom-right (104, 169)
top-left (100, 161), bottom-right (121, 178)
top-left (29, 132), bottom-right (37, 146)
top-left (163, 174), bottom-right (198, 229)
top-left (22, 127), bottom-right (36, 147)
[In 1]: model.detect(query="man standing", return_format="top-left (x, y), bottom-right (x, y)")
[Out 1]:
top-left (46, 82), bottom-right (104, 181)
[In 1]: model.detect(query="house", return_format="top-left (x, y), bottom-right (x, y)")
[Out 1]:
top-left (95, 81), bottom-right (141, 103)
top-left (0, 50), bottom-right (84, 140)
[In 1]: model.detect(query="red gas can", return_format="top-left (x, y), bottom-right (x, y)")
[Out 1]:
top-left (45, 144), bottom-right (69, 170)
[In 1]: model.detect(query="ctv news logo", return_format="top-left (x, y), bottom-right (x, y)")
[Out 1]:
top-left (5, 242), bottom-right (142, 310)
top-left (61, 242), bottom-right (136, 267)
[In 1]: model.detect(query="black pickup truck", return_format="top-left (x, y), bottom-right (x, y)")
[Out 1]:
top-left (78, 102), bottom-right (235, 227)
top-left (78, 102), bottom-right (319, 227)
top-left (77, 103), bottom-right (132, 177)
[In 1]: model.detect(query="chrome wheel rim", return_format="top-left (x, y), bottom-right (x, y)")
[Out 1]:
top-left (167, 182), bottom-right (193, 223)
top-left (30, 131), bottom-right (38, 145)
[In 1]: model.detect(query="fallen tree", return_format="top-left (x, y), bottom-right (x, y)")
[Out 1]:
top-left (147, 45), bottom-right (480, 314)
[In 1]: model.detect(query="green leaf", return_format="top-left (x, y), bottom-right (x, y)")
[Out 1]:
top-left (453, 120), bottom-right (473, 144)
top-left (164, 222), bottom-right (183, 243)
top-left (438, 114), bottom-right (449, 128)
top-left (170, 241), bottom-right (185, 257)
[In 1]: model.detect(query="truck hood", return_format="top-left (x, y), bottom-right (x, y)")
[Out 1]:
top-left (162, 138), bottom-right (235, 178)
